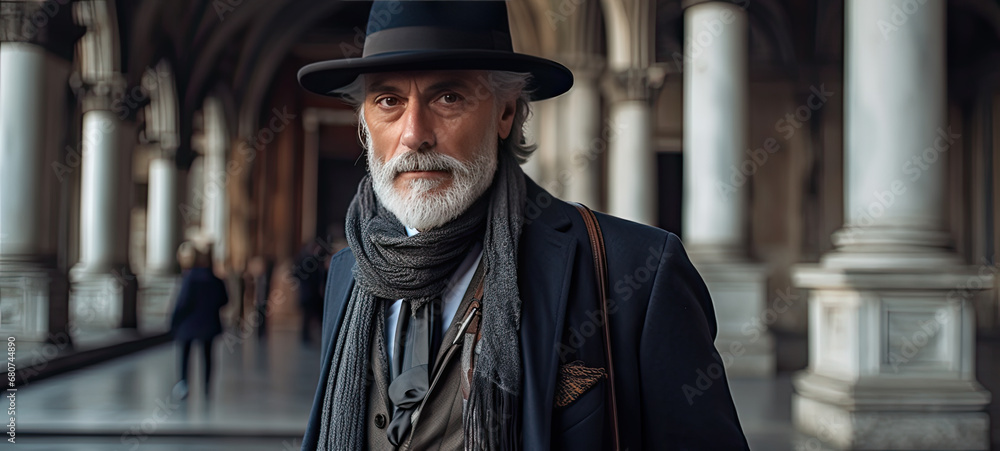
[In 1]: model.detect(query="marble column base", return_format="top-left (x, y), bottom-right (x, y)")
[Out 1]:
top-left (0, 262), bottom-right (65, 341)
top-left (69, 269), bottom-right (138, 331)
top-left (139, 274), bottom-right (179, 333)
top-left (793, 373), bottom-right (990, 450)
top-left (694, 260), bottom-right (775, 377)
top-left (792, 264), bottom-right (993, 450)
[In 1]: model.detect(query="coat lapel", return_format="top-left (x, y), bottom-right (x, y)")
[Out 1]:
top-left (304, 251), bottom-right (357, 449)
top-left (517, 179), bottom-right (576, 450)
top-left (319, 252), bottom-right (356, 387)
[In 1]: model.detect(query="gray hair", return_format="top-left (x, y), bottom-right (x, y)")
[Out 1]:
top-left (335, 71), bottom-right (536, 164)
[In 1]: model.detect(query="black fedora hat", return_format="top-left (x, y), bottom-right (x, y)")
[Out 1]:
top-left (298, 0), bottom-right (574, 101)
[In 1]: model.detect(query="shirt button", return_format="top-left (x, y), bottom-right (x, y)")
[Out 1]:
top-left (375, 413), bottom-right (387, 429)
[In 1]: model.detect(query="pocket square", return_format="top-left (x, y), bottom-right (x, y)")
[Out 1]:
top-left (555, 360), bottom-right (606, 408)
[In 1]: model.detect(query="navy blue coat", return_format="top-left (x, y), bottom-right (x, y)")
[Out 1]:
top-left (302, 177), bottom-right (749, 450)
top-left (170, 267), bottom-right (229, 342)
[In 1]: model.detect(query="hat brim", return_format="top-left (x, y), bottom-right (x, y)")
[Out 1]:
top-left (298, 50), bottom-right (574, 101)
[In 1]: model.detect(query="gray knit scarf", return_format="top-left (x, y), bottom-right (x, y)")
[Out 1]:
top-left (317, 150), bottom-right (526, 450)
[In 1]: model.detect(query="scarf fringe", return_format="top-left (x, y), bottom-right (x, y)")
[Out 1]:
top-left (464, 374), bottom-right (521, 451)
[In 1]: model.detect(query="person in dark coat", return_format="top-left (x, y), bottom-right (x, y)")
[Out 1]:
top-left (296, 2), bottom-right (748, 449)
top-left (248, 255), bottom-right (274, 338)
top-left (295, 240), bottom-right (329, 344)
top-left (170, 241), bottom-right (229, 400)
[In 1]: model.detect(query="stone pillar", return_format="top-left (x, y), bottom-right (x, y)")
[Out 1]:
top-left (600, 0), bottom-right (662, 225)
top-left (681, 1), bottom-right (773, 377)
top-left (69, 91), bottom-right (138, 330)
top-left (0, 37), bottom-right (60, 340)
top-left (560, 58), bottom-right (604, 209)
top-left (203, 99), bottom-right (229, 267)
top-left (145, 154), bottom-right (178, 275)
top-left (535, 98), bottom-right (563, 194)
top-left (606, 68), bottom-right (662, 225)
top-left (138, 61), bottom-right (182, 332)
top-left (792, 0), bottom-right (993, 449)
top-left (138, 151), bottom-right (179, 331)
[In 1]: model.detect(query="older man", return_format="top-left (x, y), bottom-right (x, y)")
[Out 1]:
top-left (297, 2), bottom-right (748, 450)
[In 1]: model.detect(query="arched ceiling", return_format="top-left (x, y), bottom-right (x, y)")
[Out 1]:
top-left (118, 0), bottom-right (1000, 166)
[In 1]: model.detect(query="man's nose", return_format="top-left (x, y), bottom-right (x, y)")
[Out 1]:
top-left (399, 102), bottom-right (435, 151)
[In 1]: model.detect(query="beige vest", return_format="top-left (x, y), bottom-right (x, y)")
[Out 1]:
top-left (366, 263), bottom-right (485, 451)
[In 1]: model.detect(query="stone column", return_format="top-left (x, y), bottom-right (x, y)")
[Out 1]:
top-left (145, 154), bottom-right (178, 275)
top-left (600, 0), bottom-right (662, 225)
top-left (559, 58), bottom-right (604, 209)
top-left (69, 90), bottom-right (138, 330)
top-left (534, 98), bottom-right (563, 194)
top-left (138, 61), bottom-right (182, 332)
top-left (792, 0), bottom-right (992, 449)
top-left (606, 68), bottom-right (662, 225)
top-left (138, 150), bottom-right (179, 331)
top-left (0, 27), bottom-right (61, 340)
top-left (203, 98), bottom-right (229, 267)
top-left (681, 1), bottom-right (773, 376)
top-left (68, 0), bottom-right (138, 330)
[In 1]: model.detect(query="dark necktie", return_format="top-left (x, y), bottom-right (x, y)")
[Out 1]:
top-left (387, 298), bottom-right (441, 446)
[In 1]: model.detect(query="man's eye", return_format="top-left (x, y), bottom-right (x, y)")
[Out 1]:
top-left (376, 97), bottom-right (399, 108)
top-left (440, 93), bottom-right (461, 104)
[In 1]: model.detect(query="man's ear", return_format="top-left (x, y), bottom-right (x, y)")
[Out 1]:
top-left (497, 96), bottom-right (517, 140)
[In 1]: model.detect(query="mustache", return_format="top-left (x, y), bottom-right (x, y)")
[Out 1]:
top-left (384, 151), bottom-right (464, 176)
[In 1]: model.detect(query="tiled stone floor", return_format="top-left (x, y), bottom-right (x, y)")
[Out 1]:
top-left (16, 331), bottom-right (321, 449)
top-left (11, 329), bottom-right (999, 450)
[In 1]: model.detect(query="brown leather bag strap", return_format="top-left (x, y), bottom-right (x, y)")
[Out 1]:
top-left (572, 203), bottom-right (621, 451)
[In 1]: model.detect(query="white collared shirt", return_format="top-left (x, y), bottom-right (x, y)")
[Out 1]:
top-left (385, 226), bottom-right (484, 363)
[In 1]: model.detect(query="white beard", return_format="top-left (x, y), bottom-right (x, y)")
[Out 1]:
top-left (365, 118), bottom-right (498, 231)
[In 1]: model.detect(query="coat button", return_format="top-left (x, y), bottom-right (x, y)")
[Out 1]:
top-left (374, 413), bottom-right (387, 429)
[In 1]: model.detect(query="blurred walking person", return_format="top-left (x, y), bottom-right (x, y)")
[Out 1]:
top-left (171, 240), bottom-right (229, 400)
top-left (248, 256), bottom-right (274, 338)
top-left (295, 239), bottom-right (329, 344)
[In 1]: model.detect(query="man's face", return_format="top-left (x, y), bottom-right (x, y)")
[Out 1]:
top-left (362, 70), bottom-right (517, 230)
